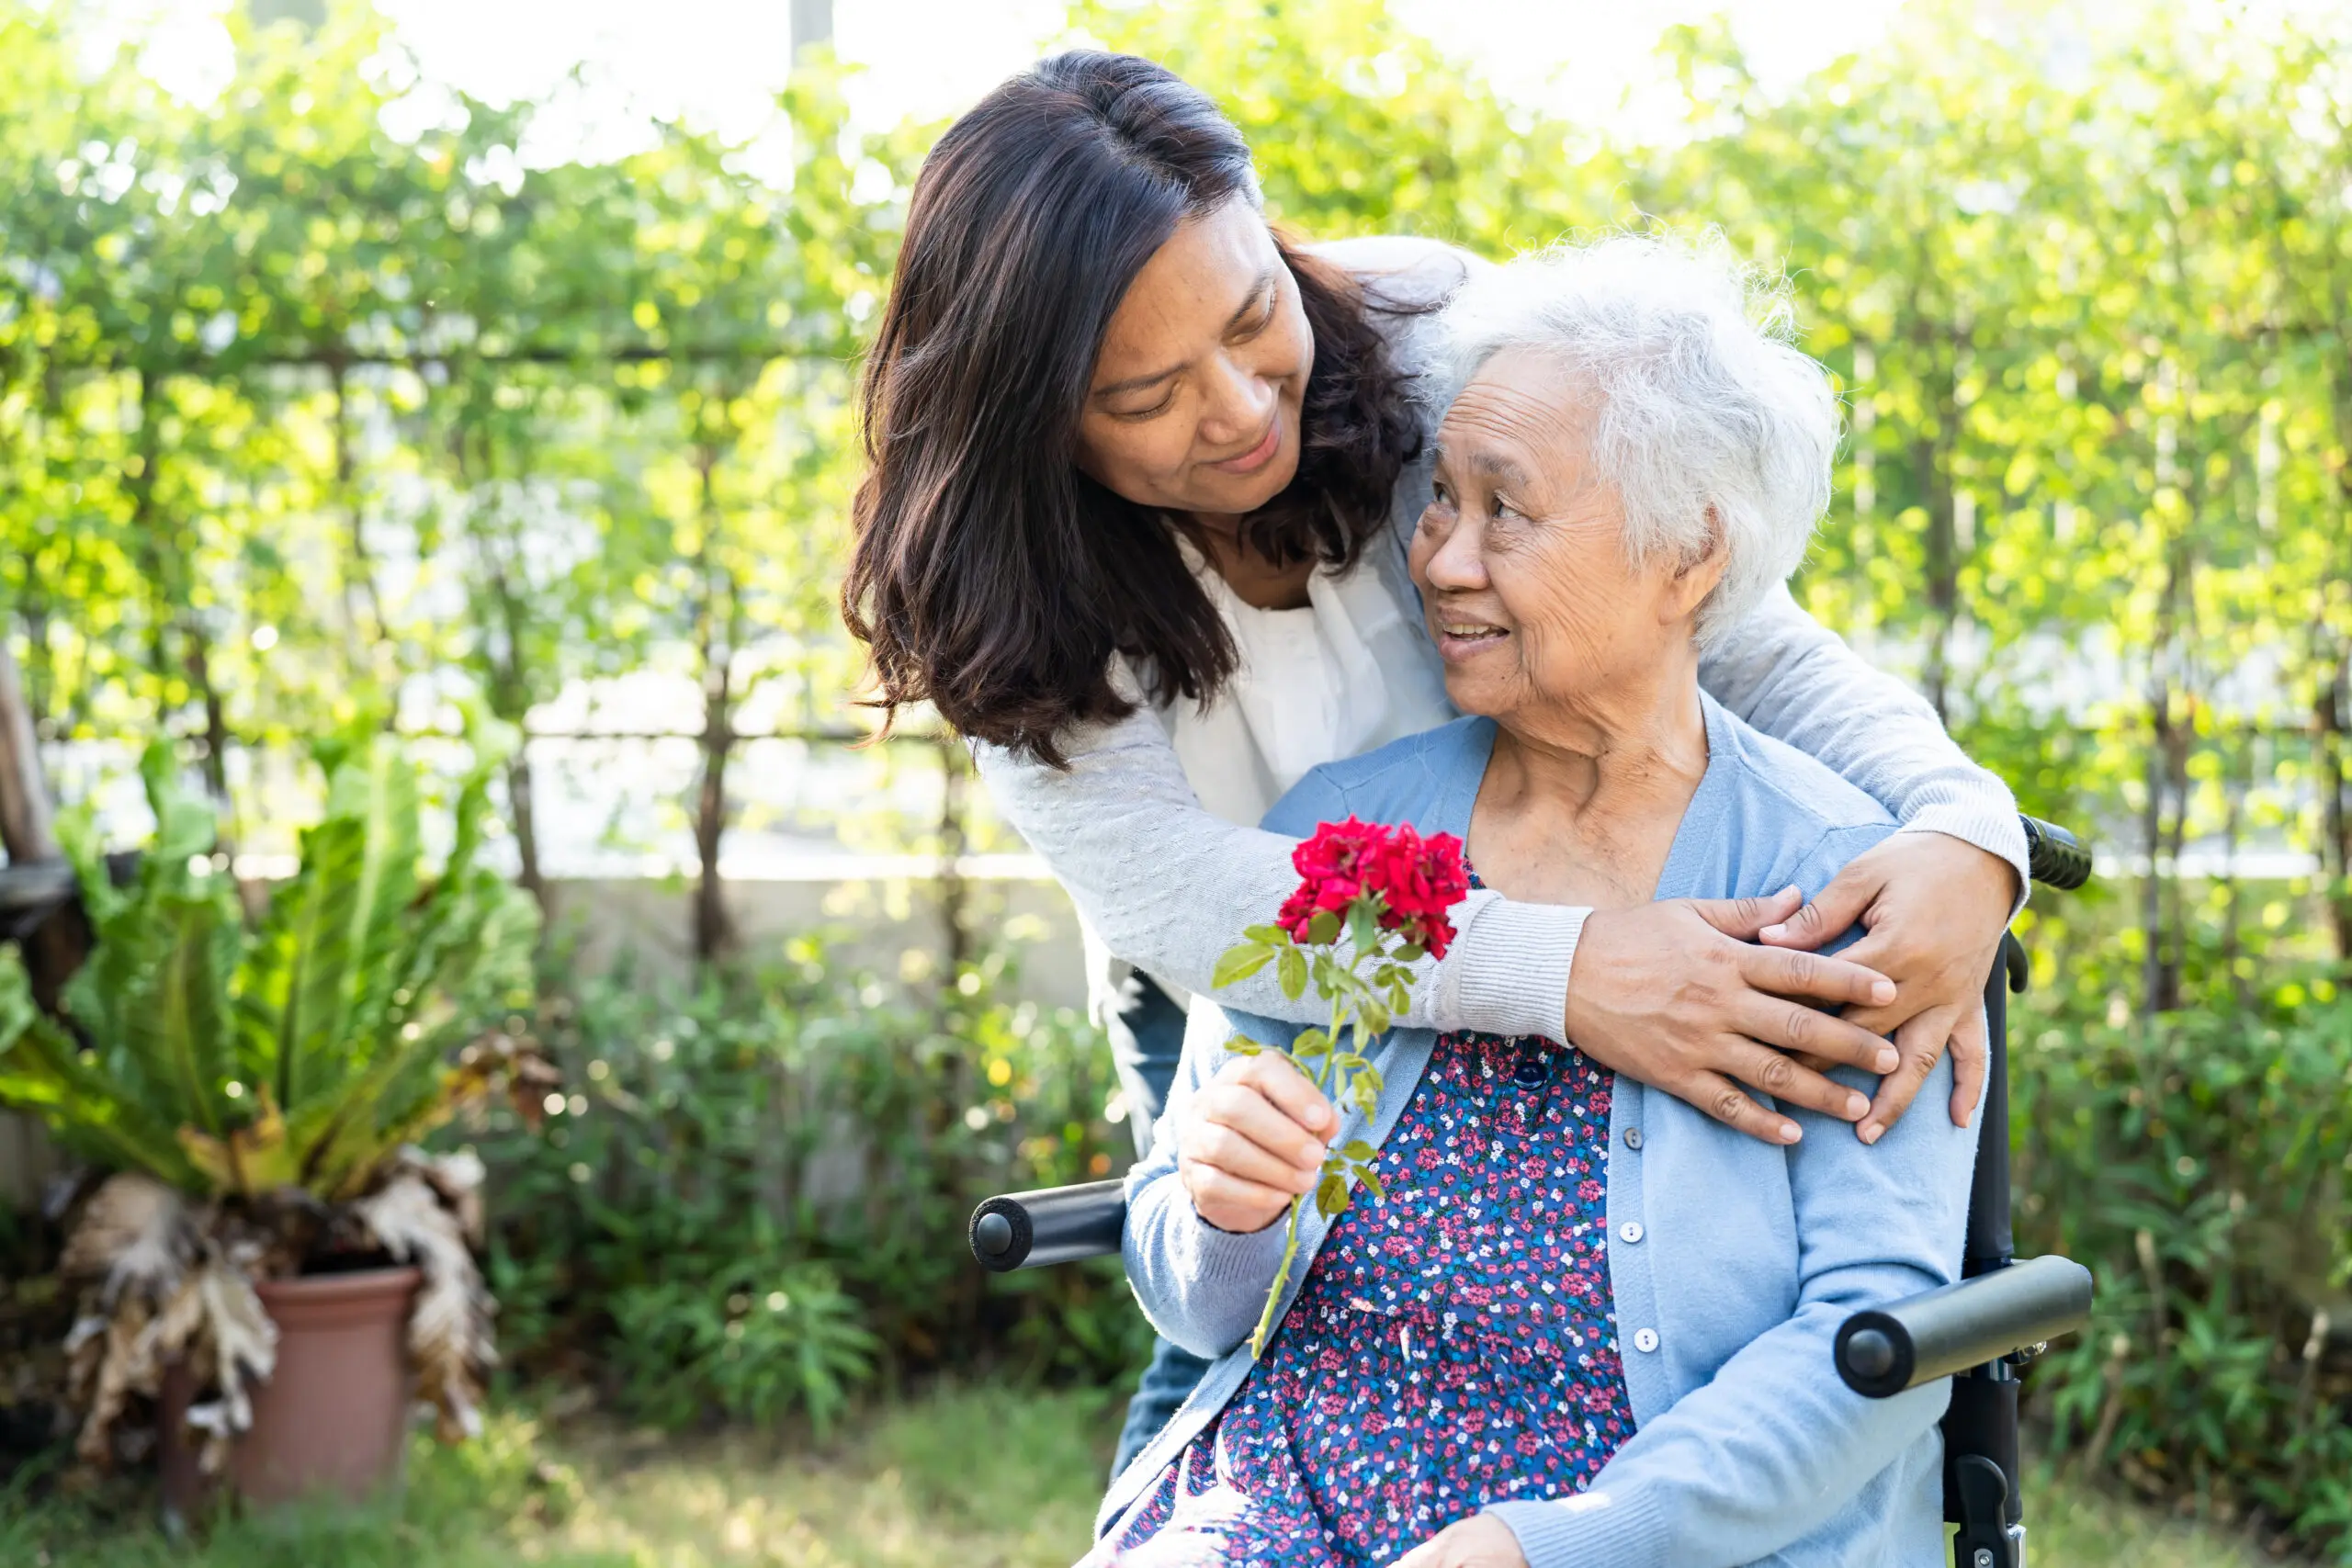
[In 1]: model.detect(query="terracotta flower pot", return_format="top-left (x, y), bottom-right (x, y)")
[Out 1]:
top-left (161, 1264), bottom-right (422, 1517)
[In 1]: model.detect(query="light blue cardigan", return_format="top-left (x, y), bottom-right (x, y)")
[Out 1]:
top-left (1103, 694), bottom-right (1982, 1567)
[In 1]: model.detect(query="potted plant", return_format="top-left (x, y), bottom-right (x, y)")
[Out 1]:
top-left (0, 728), bottom-right (545, 1513)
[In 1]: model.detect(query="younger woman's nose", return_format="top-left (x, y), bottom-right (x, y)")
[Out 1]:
top-left (1196, 356), bottom-right (1277, 446)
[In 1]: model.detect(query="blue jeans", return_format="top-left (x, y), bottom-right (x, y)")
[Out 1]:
top-left (1104, 971), bottom-right (1213, 1479)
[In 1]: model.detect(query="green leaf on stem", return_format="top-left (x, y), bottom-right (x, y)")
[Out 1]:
top-left (1244, 923), bottom-right (1291, 947)
top-left (1226, 1038), bottom-right (1263, 1056)
top-left (1357, 1167), bottom-right (1385, 1201)
top-left (1348, 904), bottom-right (1379, 955)
top-left (1340, 1138), bottom-right (1375, 1163)
top-left (1396, 942), bottom-right (1425, 964)
top-left (1316, 1171), bottom-right (1351, 1217)
top-left (1277, 943), bottom-right (1307, 1000)
top-left (1306, 909), bottom-right (1341, 946)
top-left (1212, 943), bottom-right (1275, 989)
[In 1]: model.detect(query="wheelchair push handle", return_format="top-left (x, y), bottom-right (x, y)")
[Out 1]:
top-left (969, 1178), bottom-right (1127, 1272)
top-left (1834, 1254), bottom-right (2094, 1398)
top-left (2021, 816), bottom-right (2091, 892)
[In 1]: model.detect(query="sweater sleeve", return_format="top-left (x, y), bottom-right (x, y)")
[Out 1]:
top-left (1699, 583), bottom-right (2030, 910)
top-left (1485, 831), bottom-right (1984, 1568)
top-left (973, 713), bottom-right (1581, 1039)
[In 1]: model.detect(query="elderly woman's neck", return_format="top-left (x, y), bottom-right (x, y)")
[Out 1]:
top-left (1491, 676), bottom-right (1707, 805)
top-left (1473, 671), bottom-right (1710, 906)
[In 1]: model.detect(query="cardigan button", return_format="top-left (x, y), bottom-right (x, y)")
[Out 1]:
top-left (1632, 1328), bottom-right (1660, 1353)
top-left (1619, 1221), bottom-right (1645, 1245)
top-left (1623, 1127), bottom-right (1644, 1150)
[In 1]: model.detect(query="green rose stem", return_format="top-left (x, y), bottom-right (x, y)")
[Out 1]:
top-left (1215, 900), bottom-right (1412, 1360)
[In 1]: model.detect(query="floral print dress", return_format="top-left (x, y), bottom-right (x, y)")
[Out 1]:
top-left (1102, 1021), bottom-right (1635, 1567)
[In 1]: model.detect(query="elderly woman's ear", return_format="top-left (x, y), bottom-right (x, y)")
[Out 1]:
top-left (1659, 506), bottom-right (1731, 630)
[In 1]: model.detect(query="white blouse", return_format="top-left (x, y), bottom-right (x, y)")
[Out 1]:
top-left (1160, 535), bottom-right (1456, 830)
top-left (1084, 531), bottom-right (1457, 1019)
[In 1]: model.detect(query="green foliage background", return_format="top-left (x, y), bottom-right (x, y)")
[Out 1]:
top-left (3, 0), bottom-right (2349, 1551)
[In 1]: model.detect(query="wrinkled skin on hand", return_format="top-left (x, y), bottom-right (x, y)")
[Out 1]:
top-left (1758, 829), bottom-right (2018, 1143)
top-left (1561, 831), bottom-right (2015, 1145)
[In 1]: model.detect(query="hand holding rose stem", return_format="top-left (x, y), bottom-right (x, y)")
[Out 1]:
top-left (1209, 818), bottom-right (1472, 1358)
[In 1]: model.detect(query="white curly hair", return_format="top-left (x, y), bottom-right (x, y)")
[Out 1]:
top-left (1436, 233), bottom-right (1840, 647)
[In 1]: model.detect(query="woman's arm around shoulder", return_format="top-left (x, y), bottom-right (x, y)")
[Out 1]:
top-left (1700, 583), bottom-right (2028, 898)
top-left (973, 711), bottom-right (1584, 1038)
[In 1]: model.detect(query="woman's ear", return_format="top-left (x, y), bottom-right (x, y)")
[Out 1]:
top-left (1662, 506), bottom-right (1731, 625)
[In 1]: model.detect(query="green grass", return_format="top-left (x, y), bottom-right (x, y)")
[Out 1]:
top-left (0, 1384), bottom-right (2278, 1568)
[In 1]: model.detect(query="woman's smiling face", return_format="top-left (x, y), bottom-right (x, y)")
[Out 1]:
top-left (1410, 348), bottom-right (1724, 728)
top-left (1074, 197), bottom-right (1315, 521)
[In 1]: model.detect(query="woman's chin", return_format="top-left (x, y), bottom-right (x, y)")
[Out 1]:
top-left (1440, 663), bottom-right (1510, 717)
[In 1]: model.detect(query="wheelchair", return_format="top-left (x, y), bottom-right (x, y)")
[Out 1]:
top-left (970, 816), bottom-right (2098, 1568)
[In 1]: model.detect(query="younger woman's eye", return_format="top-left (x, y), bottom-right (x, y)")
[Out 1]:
top-left (1234, 287), bottom-right (1278, 340)
top-left (1112, 392), bottom-right (1175, 421)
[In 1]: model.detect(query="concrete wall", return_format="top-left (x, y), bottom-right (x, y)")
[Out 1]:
top-left (541, 871), bottom-right (1091, 1006)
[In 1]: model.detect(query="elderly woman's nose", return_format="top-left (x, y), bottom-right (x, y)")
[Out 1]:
top-left (1420, 509), bottom-right (1490, 591)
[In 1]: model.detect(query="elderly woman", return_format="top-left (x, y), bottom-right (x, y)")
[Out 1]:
top-left (1094, 239), bottom-right (1981, 1568)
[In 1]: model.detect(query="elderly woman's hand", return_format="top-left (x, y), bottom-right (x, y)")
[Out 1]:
top-left (1562, 886), bottom-right (1906, 1146)
top-left (1755, 829), bottom-right (2017, 1143)
top-left (1388, 1514), bottom-right (1530, 1568)
top-left (1178, 1052), bottom-right (1337, 1234)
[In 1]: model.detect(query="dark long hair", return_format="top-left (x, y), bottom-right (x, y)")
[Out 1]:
top-left (843, 51), bottom-right (1425, 766)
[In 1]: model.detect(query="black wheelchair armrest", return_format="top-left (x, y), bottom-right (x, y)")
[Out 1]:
top-left (969, 1179), bottom-right (1128, 1272)
top-left (1834, 1254), bottom-right (2094, 1397)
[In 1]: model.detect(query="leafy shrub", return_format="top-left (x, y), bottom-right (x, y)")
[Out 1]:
top-left (462, 938), bottom-right (1151, 1427)
top-left (606, 1261), bottom-right (876, 1434)
top-left (2013, 988), bottom-right (2352, 1554)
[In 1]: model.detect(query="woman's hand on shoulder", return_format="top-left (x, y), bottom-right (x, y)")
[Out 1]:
top-left (1388, 1514), bottom-right (1529, 1568)
top-left (1560, 889), bottom-right (1905, 1146)
top-left (1178, 1051), bottom-right (1336, 1234)
top-left (1756, 829), bottom-right (2018, 1141)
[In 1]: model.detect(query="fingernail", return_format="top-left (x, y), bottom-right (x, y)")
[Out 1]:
top-left (1860, 1122), bottom-right (1882, 1145)
top-left (1779, 885), bottom-right (1800, 899)
top-left (1779, 1122), bottom-right (1801, 1144)
top-left (1870, 980), bottom-right (1895, 1005)
top-left (1759, 923), bottom-right (1787, 941)
top-left (1875, 1047), bottom-right (1899, 1073)
top-left (1846, 1092), bottom-right (1870, 1119)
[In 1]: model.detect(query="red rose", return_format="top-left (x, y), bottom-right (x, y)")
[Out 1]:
top-left (1366, 823), bottom-right (1470, 958)
top-left (1280, 817), bottom-right (1470, 954)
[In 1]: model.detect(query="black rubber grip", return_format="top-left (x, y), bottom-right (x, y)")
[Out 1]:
top-left (2021, 817), bottom-right (2092, 891)
top-left (967, 1179), bottom-right (1127, 1273)
top-left (1836, 1255), bottom-right (2095, 1398)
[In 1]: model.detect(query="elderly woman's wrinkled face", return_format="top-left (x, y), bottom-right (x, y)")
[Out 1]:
top-left (1410, 349), bottom-right (1724, 727)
